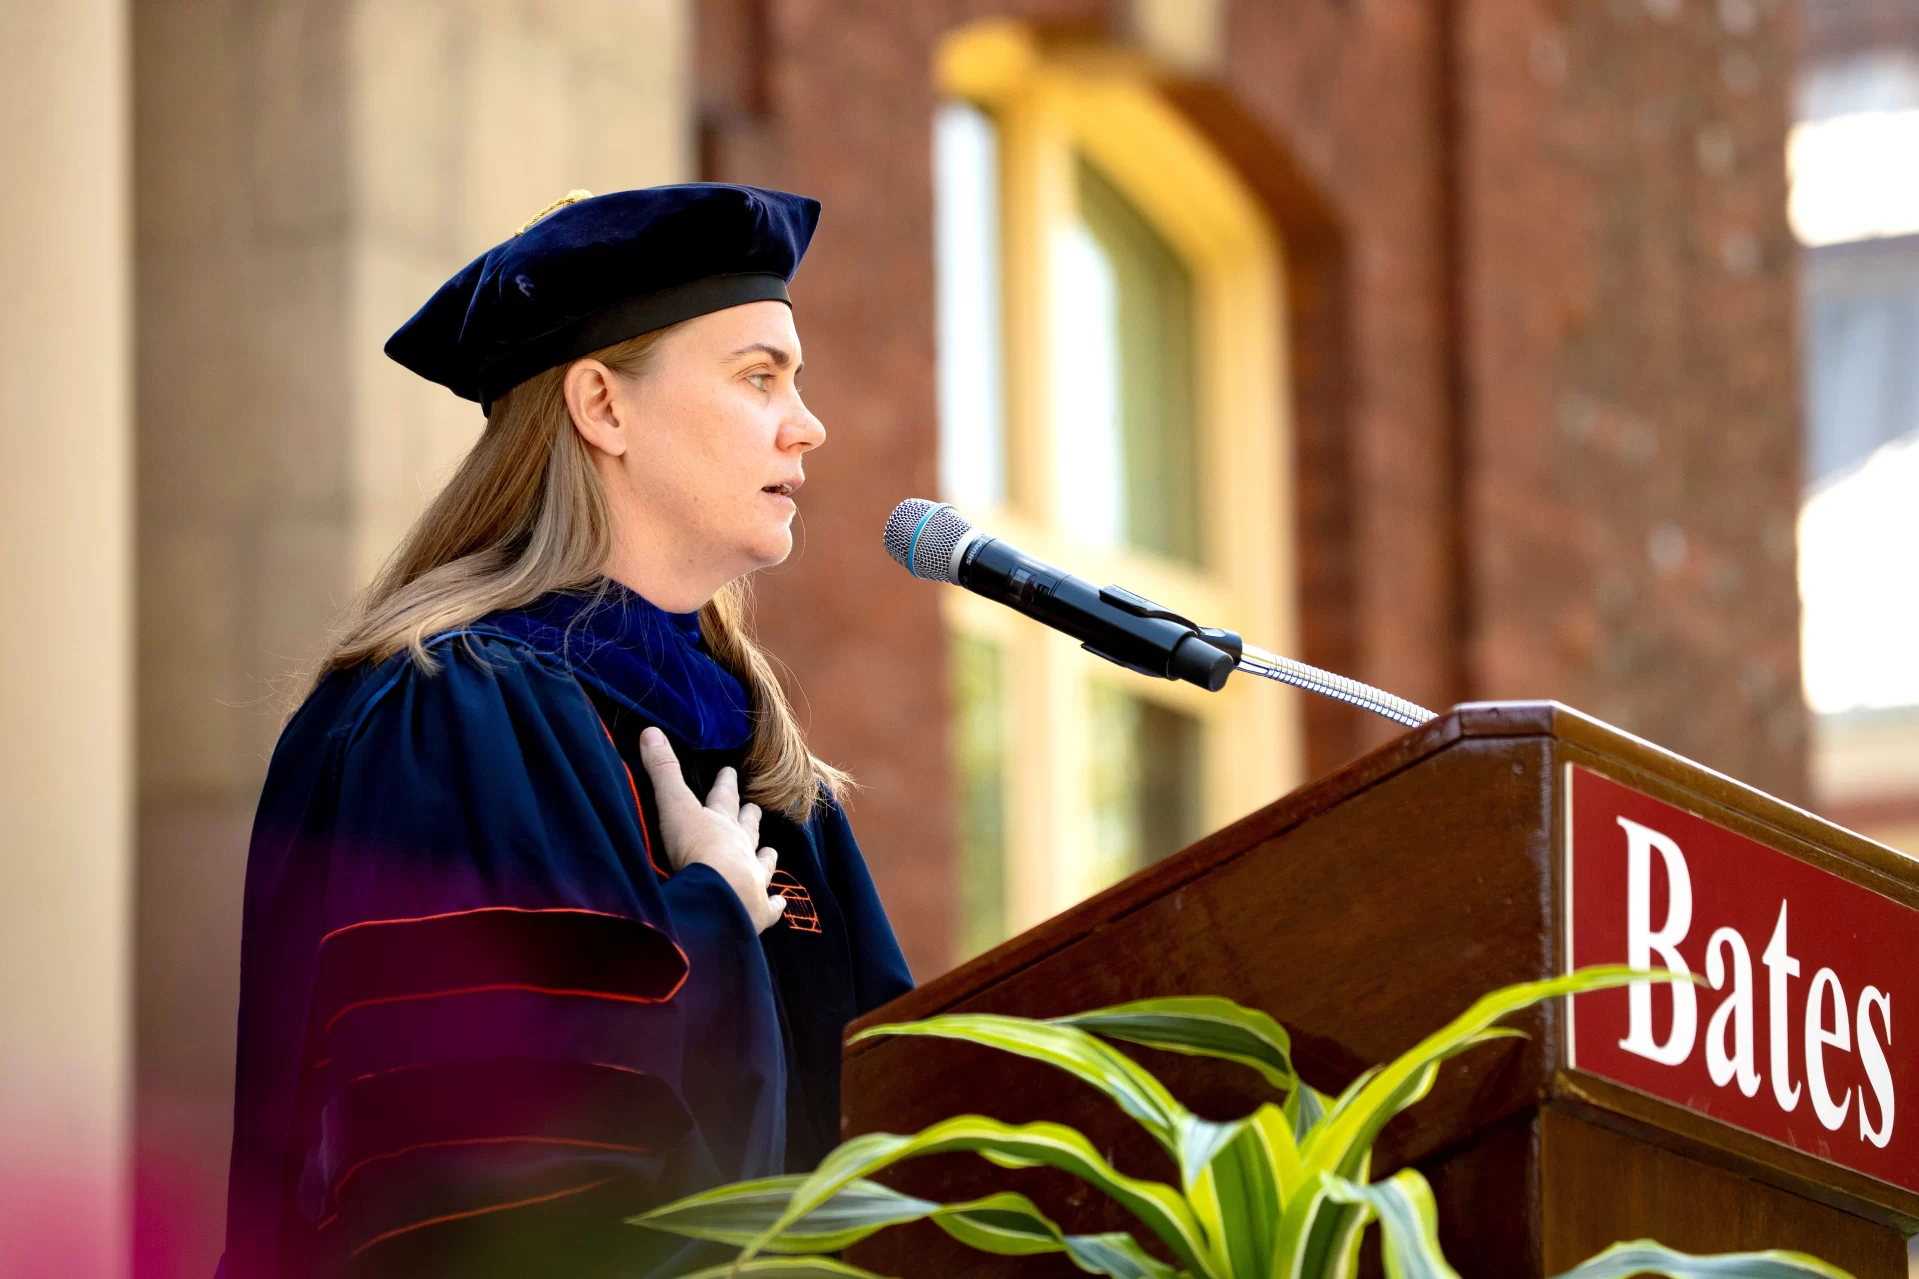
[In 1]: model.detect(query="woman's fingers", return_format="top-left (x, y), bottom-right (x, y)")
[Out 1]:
top-left (632, 732), bottom-right (786, 931)
top-left (742, 851), bottom-right (784, 933)
top-left (759, 866), bottom-right (789, 931)
top-left (636, 728), bottom-right (700, 818)
top-left (756, 849), bottom-right (781, 932)
top-left (705, 765), bottom-right (740, 816)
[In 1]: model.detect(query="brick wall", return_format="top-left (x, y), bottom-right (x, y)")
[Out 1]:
top-left (695, 0), bottom-right (1807, 970)
top-left (1456, 0), bottom-right (1805, 803)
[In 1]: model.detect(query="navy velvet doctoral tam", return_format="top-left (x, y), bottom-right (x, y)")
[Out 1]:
top-left (385, 184), bottom-right (821, 407)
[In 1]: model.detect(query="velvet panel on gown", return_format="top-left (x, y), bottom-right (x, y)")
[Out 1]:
top-left (219, 587), bottom-right (913, 1279)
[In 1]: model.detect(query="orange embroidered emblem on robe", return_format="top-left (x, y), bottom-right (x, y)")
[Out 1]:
top-left (769, 870), bottom-right (822, 934)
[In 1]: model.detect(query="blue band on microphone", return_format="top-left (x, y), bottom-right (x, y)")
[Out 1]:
top-left (906, 502), bottom-right (953, 578)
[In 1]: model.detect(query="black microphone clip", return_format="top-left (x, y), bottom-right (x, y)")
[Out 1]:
top-left (1090, 584), bottom-right (1243, 691)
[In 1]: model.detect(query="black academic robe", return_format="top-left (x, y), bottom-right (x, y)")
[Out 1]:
top-left (218, 609), bottom-right (913, 1279)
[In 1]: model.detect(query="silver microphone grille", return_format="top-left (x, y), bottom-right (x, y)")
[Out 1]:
top-left (882, 498), bottom-right (975, 583)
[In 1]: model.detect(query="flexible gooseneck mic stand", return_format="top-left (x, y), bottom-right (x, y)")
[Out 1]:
top-left (1229, 644), bottom-right (1435, 728)
top-left (885, 499), bottom-right (1439, 730)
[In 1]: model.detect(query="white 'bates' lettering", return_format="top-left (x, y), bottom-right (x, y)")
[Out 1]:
top-left (1763, 901), bottom-right (1799, 1112)
top-left (1611, 816), bottom-right (1896, 1147)
top-left (1617, 818), bottom-right (1696, 1064)
top-left (1704, 924), bottom-right (1760, 1097)
top-left (1859, 987), bottom-right (1895, 1147)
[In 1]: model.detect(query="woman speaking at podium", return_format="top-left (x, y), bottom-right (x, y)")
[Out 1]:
top-left (218, 185), bottom-right (913, 1279)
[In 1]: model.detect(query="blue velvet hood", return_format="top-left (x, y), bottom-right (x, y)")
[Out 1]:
top-left (470, 583), bottom-right (754, 752)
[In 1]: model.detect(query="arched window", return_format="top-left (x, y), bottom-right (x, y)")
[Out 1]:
top-left (935, 24), bottom-right (1304, 956)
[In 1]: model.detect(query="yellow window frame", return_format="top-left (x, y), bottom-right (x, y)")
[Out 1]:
top-left (939, 23), bottom-right (1304, 935)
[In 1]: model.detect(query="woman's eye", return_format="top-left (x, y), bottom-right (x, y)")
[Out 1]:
top-left (748, 372), bottom-right (773, 391)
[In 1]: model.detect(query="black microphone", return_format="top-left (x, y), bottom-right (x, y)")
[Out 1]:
top-left (883, 499), bottom-right (1242, 691)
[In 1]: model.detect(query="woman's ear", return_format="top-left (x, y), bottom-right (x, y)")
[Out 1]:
top-left (563, 358), bottom-right (629, 458)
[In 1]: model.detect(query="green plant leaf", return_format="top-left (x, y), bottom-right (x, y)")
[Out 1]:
top-left (930, 1193), bottom-right (1185, 1279)
top-left (642, 1165), bottom-right (1188, 1279)
top-left (1550, 1241), bottom-right (1856, 1279)
top-left (934, 1208), bottom-right (1182, 1279)
top-left (1061, 1233), bottom-right (1185, 1279)
top-left (1311, 1028), bottom-right (1515, 1167)
top-left (1189, 1105), bottom-right (1289, 1279)
top-left (1053, 996), bottom-right (1299, 1090)
top-left (1299, 966), bottom-right (1672, 1184)
top-left (1250, 1101), bottom-right (1305, 1202)
top-left (1323, 1168), bottom-right (1459, 1279)
top-left (928, 1193), bottom-right (1080, 1257)
top-left (735, 1115), bottom-right (1220, 1278)
top-left (1310, 1067), bottom-right (1379, 1144)
top-left (637, 1176), bottom-right (1100, 1261)
top-left (633, 1175), bottom-right (940, 1253)
top-left (1176, 1115), bottom-right (1251, 1192)
top-left (675, 1258), bottom-right (893, 1279)
top-left (1272, 1176), bottom-right (1370, 1279)
top-left (1283, 1081), bottom-right (1331, 1144)
top-left (851, 1014), bottom-right (1190, 1157)
top-left (1297, 1182), bottom-right (1374, 1275)
top-left (1473, 1026), bottom-right (1530, 1043)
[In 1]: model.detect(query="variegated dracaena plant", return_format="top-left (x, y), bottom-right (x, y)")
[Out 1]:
top-left (635, 966), bottom-right (1852, 1279)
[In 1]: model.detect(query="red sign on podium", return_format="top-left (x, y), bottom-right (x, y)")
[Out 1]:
top-left (1565, 765), bottom-right (1916, 1193)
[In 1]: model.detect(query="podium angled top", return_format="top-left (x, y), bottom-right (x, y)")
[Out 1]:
top-left (846, 701), bottom-right (1919, 1232)
top-left (855, 702), bottom-right (1915, 1029)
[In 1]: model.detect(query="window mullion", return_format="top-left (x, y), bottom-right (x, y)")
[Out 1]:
top-left (998, 82), bottom-right (1072, 527)
top-left (1003, 624), bottom-right (1091, 929)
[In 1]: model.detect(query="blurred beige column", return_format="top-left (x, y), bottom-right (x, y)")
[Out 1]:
top-left (133, 0), bottom-right (689, 1270)
top-left (0, 1), bottom-right (133, 1277)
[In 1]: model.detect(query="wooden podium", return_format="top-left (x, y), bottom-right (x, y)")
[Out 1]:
top-left (842, 703), bottom-right (1918, 1278)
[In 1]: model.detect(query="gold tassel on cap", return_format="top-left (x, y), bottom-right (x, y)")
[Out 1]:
top-left (517, 189), bottom-right (594, 235)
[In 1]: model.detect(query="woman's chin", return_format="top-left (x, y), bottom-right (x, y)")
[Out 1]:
top-left (740, 527), bottom-right (794, 569)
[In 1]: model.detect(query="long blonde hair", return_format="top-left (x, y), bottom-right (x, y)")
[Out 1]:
top-left (319, 329), bottom-right (849, 818)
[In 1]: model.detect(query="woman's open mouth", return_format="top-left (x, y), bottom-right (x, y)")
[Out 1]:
top-left (762, 482), bottom-right (798, 499)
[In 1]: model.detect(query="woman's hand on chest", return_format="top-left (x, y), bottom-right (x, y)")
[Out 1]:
top-left (637, 726), bottom-right (788, 933)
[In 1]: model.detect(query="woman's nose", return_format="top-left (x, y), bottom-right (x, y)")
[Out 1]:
top-left (785, 402), bottom-right (826, 452)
